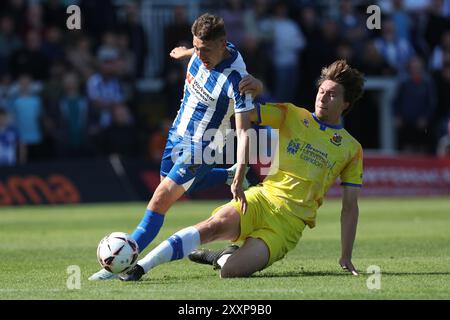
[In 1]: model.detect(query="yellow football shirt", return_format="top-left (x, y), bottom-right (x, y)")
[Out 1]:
top-left (257, 102), bottom-right (363, 228)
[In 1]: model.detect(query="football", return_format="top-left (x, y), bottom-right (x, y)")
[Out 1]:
top-left (97, 232), bottom-right (139, 274)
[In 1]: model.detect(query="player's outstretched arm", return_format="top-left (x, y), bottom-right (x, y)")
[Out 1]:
top-left (170, 46), bottom-right (194, 60)
top-left (232, 111), bottom-right (252, 213)
top-left (238, 75), bottom-right (263, 98)
top-left (339, 186), bottom-right (360, 276)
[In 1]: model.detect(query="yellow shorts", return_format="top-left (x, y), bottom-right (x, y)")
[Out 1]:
top-left (212, 185), bottom-right (306, 267)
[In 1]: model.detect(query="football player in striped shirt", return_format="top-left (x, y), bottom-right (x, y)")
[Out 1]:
top-left (89, 13), bottom-right (263, 280)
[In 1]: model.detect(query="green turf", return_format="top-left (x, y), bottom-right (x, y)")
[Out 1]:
top-left (1, 198), bottom-right (449, 300)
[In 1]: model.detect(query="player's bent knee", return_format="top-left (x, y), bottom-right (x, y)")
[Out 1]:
top-left (197, 217), bottom-right (221, 242)
top-left (215, 205), bottom-right (240, 225)
top-left (196, 211), bottom-right (240, 243)
top-left (220, 263), bottom-right (253, 278)
top-left (219, 238), bottom-right (270, 278)
top-left (214, 206), bottom-right (241, 239)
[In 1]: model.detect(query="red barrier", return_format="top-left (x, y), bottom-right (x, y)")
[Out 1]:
top-left (2, 156), bottom-right (448, 206)
top-left (326, 155), bottom-right (450, 197)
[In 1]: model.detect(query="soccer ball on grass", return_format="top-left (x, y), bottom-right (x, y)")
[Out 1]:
top-left (97, 232), bottom-right (139, 274)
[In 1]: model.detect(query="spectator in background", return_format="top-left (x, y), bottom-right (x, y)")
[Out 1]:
top-left (336, 40), bottom-right (357, 68)
top-left (244, 0), bottom-right (272, 42)
top-left (300, 17), bottom-right (340, 106)
top-left (0, 106), bottom-right (23, 166)
top-left (270, 1), bottom-right (306, 102)
top-left (424, 0), bottom-right (450, 53)
top-left (40, 60), bottom-right (67, 157)
top-left (240, 34), bottom-right (270, 86)
top-left (9, 29), bottom-right (50, 80)
top-left (97, 31), bottom-right (118, 54)
top-left (406, 3), bottom-right (429, 59)
top-left (432, 61), bottom-right (450, 140)
top-left (116, 32), bottom-right (136, 80)
top-left (337, 0), bottom-right (360, 32)
top-left (56, 72), bottom-right (91, 158)
top-left (0, 75), bottom-right (12, 109)
top-left (337, 0), bottom-right (368, 52)
top-left (41, 26), bottom-right (65, 65)
top-left (163, 38), bottom-right (190, 120)
top-left (359, 40), bottom-right (397, 76)
top-left (86, 47), bottom-right (125, 133)
top-left (220, 0), bottom-right (246, 48)
top-left (42, 0), bottom-right (66, 28)
top-left (9, 74), bottom-right (43, 162)
top-left (19, 2), bottom-right (45, 39)
top-left (391, 0), bottom-right (412, 41)
top-left (147, 118), bottom-right (172, 164)
top-left (296, 4), bottom-right (321, 42)
top-left (41, 60), bottom-right (66, 117)
top-left (437, 117), bottom-right (450, 157)
top-left (66, 35), bottom-right (96, 81)
top-left (0, 15), bottom-right (22, 77)
top-left (0, 0), bottom-right (448, 160)
top-left (162, 5), bottom-right (192, 119)
top-left (430, 30), bottom-right (450, 71)
top-left (96, 104), bottom-right (138, 158)
top-left (161, 6), bottom-right (191, 119)
top-left (243, 0), bottom-right (273, 91)
top-left (164, 5), bottom-right (191, 64)
top-left (374, 17), bottom-right (415, 75)
top-left (79, 0), bottom-right (117, 45)
top-left (2, 0), bottom-right (27, 30)
top-left (394, 56), bottom-right (436, 154)
top-left (118, 1), bottom-right (148, 79)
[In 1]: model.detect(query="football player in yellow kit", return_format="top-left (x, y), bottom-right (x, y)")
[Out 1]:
top-left (121, 60), bottom-right (365, 281)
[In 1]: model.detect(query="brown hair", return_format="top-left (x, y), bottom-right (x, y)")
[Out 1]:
top-left (191, 13), bottom-right (226, 41)
top-left (317, 60), bottom-right (365, 116)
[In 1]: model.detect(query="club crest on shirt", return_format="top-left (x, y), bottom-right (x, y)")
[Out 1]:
top-left (287, 139), bottom-right (301, 155)
top-left (303, 119), bottom-right (309, 127)
top-left (330, 133), bottom-right (342, 146)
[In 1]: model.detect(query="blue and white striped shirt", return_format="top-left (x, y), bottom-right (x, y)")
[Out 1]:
top-left (170, 42), bottom-right (253, 149)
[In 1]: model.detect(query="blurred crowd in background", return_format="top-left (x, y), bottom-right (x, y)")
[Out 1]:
top-left (0, 0), bottom-right (450, 167)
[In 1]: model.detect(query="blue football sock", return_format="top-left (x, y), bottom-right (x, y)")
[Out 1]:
top-left (189, 168), bottom-right (228, 192)
top-left (131, 209), bottom-right (165, 253)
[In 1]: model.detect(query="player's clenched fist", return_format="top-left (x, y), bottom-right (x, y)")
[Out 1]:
top-left (170, 46), bottom-right (193, 60)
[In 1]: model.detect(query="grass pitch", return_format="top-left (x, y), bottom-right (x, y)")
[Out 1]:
top-left (1, 197), bottom-right (449, 300)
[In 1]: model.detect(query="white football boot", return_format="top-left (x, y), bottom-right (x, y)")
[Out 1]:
top-left (88, 268), bottom-right (119, 281)
top-left (226, 164), bottom-right (250, 190)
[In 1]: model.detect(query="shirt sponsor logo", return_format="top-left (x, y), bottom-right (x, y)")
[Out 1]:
top-left (287, 139), bottom-right (301, 155)
top-left (186, 72), bottom-right (215, 103)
